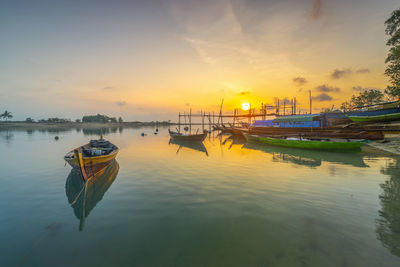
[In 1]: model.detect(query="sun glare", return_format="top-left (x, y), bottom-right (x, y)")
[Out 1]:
top-left (241, 103), bottom-right (250, 111)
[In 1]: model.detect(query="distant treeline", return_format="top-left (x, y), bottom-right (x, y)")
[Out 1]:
top-left (0, 113), bottom-right (172, 126)
top-left (82, 114), bottom-right (121, 123)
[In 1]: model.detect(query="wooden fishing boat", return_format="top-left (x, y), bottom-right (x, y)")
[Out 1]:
top-left (168, 129), bottom-right (208, 142)
top-left (64, 138), bottom-right (119, 181)
top-left (346, 108), bottom-right (400, 122)
top-left (245, 134), bottom-right (365, 151)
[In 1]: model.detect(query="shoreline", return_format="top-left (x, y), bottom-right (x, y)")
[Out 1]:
top-left (0, 121), bottom-right (173, 130)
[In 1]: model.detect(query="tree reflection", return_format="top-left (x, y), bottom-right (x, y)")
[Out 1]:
top-left (377, 158), bottom-right (400, 257)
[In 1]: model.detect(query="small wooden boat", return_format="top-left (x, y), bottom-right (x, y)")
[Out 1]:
top-left (245, 134), bottom-right (365, 151)
top-left (64, 138), bottom-right (119, 181)
top-left (346, 108), bottom-right (400, 122)
top-left (168, 129), bottom-right (208, 142)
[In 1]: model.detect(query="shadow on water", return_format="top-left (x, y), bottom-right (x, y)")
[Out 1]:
top-left (169, 138), bottom-right (209, 156)
top-left (65, 160), bottom-right (119, 231)
top-left (377, 158), bottom-right (400, 257)
top-left (242, 141), bottom-right (368, 168)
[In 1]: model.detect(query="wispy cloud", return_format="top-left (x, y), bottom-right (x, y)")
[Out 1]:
top-left (331, 68), bottom-right (352, 79)
top-left (355, 68), bottom-right (370, 74)
top-left (115, 101), bottom-right (126, 107)
top-left (293, 77), bottom-right (307, 86)
top-left (238, 91), bottom-right (251, 95)
top-left (352, 86), bottom-right (381, 91)
top-left (331, 68), bottom-right (371, 79)
top-left (103, 86), bottom-right (115, 90)
top-left (312, 93), bottom-right (332, 102)
top-left (310, 0), bottom-right (322, 20)
top-left (315, 84), bottom-right (340, 92)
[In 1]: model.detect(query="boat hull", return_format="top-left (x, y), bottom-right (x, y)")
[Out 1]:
top-left (65, 147), bottom-right (118, 180)
top-left (168, 130), bottom-right (207, 142)
top-left (246, 135), bottom-right (363, 151)
top-left (346, 108), bottom-right (400, 122)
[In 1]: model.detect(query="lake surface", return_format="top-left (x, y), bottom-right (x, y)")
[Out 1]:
top-left (1, 127), bottom-right (400, 266)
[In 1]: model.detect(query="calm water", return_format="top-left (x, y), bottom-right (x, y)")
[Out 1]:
top-left (1, 127), bottom-right (400, 266)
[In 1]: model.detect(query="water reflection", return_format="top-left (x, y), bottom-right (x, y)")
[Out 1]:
top-left (65, 160), bottom-right (119, 231)
top-left (221, 134), bottom-right (246, 149)
top-left (243, 142), bottom-right (368, 168)
top-left (82, 127), bottom-right (121, 136)
top-left (0, 130), bottom-right (14, 144)
top-left (169, 138), bottom-right (209, 156)
top-left (377, 158), bottom-right (400, 256)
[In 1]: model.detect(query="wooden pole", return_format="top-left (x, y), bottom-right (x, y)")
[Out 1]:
top-left (277, 99), bottom-right (280, 116)
top-left (189, 108), bottom-right (192, 134)
top-left (212, 111), bottom-right (215, 125)
top-left (283, 101), bottom-right (286, 116)
top-left (233, 109), bottom-right (236, 127)
top-left (309, 90), bottom-right (312, 114)
top-left (178, 112), bottom-right (181, 133)
top-left (202, 111), bottom-right (204, 131)
top-left (217, 99), bottom-right (224, 126)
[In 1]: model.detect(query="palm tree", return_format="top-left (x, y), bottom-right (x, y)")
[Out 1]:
top-left (1, 111), bottom-right (13, 121)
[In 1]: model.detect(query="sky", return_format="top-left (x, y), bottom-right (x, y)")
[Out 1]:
top-left (1, 0), bottom-right (399, 121)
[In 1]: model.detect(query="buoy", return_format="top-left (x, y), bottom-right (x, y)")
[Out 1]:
top-left (54, 136), bottom-right (59, 140)
top-left (154, 132), bottom-right (158, 135)
top-left (141, 133), bottom-right (146, 136)
top-left (155, 128), bottom-right (159, 132)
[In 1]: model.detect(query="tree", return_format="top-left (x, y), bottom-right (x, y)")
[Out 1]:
top-left (1, 111), bottom-right (13, 121)
top-left (75, 119), bottom-right (81, 123)
top-left (118, 117), bottom-right (123, 123)
top-left (82, 114), bottom-right (117, 123)
top-left (25, 117), bottom-right (35, 123)
top-left (350, 89), bottom-right (384, 108)
top-left (385, 8), bottom-right (400, 99)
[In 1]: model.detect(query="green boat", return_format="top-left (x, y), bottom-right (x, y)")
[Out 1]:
top-left (346, 111), bottom-right (400, 122)
top-left (245, 135), bottom-right (364, 151)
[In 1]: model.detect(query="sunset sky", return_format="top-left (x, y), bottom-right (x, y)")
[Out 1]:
top-left (1, 0), bottom-right (399, 121)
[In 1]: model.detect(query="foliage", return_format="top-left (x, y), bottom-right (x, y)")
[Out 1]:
top-left (118, 117), bottom-right (123, 123)
top-left (385, 8), bottom-right (400, 98)
top-left (25, 117), bottom-right (35, 123)
top-left (340, 89), bottom-right (384, 110)
top-left (82, 114), bottom-right (117, 123)
top-left (1, 110), bottom-right (13, 121)
top-left (38, 118), bottom-right (71, 123)
top-left (75, 119), bottom-right (81, 123)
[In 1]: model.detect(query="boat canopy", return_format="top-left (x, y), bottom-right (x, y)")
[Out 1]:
top-left (273, 114), bottom-right (321, 123)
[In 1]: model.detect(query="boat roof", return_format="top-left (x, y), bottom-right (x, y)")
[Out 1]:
top-left (273, 114), bottom-right (322, 123)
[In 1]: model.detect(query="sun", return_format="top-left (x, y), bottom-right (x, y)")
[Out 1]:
top-left (241, 103), bottom-right (250, 111)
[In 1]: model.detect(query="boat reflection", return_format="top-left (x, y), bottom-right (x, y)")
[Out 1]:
top-left (169, 138), bottom-right (208, 156)
top-left (221, 134), bottom-right (247, 149)
top-left (65, 160), bottom-right (119, 231)
top-left (243, 142), bottom-right (368, 168)
top-left (377, 158), bottom-right (400, 257)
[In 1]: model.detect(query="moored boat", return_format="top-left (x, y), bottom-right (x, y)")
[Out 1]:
top-left (64, 138), bottom-right (119, 181)
top-left (168, 129), bottom-right (208, 142)
top-left (245, 134), bottom-right (365, 151)
top-left (346, 108), bottom-right (400, 122)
